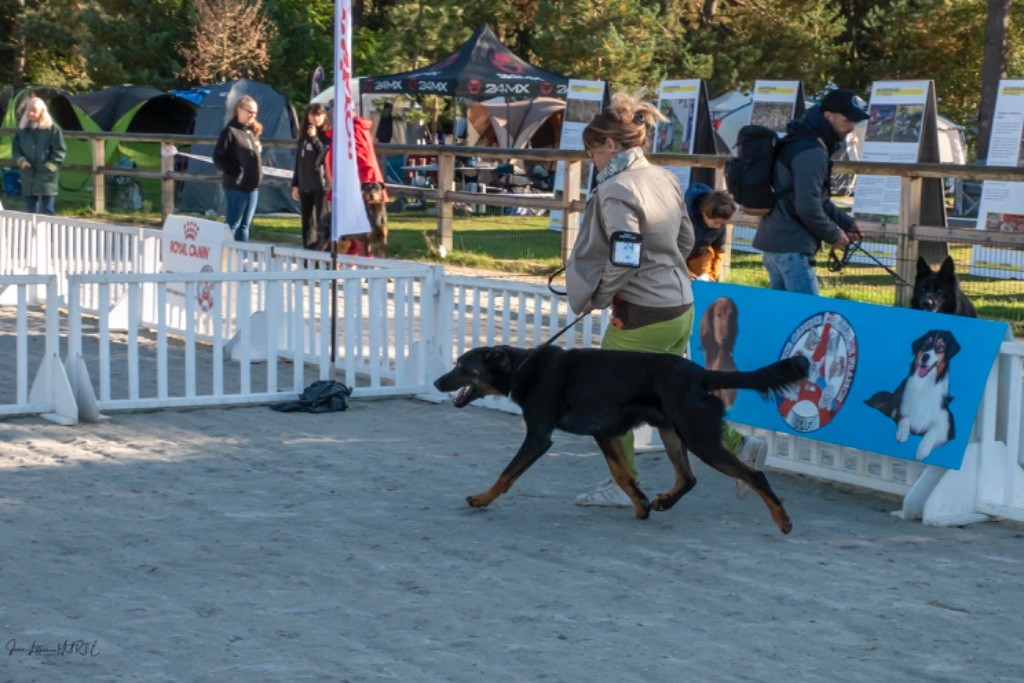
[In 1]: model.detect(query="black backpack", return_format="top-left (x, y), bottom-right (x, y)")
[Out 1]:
top-left (725, 125), bottom-right (787, 217)
top-left (725, 126), bottom-right (829, 217)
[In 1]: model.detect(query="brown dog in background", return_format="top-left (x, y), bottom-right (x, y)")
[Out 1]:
top-left (312, 183), bottom-right (388, 258)
top-left (362, 182), bottom-right (389, 258)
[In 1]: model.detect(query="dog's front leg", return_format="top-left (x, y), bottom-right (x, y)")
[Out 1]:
top-left (895, 417), bottom-right (911, 443)
top-left (915, 427), bottom-right (948, 461)
top-left (467, 431), bottom-right (553, 509)
top-left (594, 435), bottom-right (651, 519)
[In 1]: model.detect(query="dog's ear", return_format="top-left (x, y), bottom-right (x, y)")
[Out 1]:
top-left (698, 308), bottom-right (715, 349)
top-left (938, 255), bottom-right (957, 283)
top-left (940, 331), bottom-right (961, 359)
top-left (484, 346), bottom-right (514, 373)
top-left (916, 256), bottom-right (933, 280)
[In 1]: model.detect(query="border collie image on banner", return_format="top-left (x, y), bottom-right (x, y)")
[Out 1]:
top-left (864, 330), bottom-right (960, 461)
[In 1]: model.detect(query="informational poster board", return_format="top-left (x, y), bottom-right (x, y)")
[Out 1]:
top-left (732, 80), bottom-right (805, 252)
top-left (161, 215), bottom-right (228, 312)
top-left (691, 281), bottom-right (1008, 470)
top-left (749, 80), bottom-right (805, 133)
top-left (853, 80), bottom-right (947, 266)
top-left (653, 79), bottom-right (716, 190)
top-left (971, 79), bottom-right (1024, 279)
top-left (548, 79), bottom-right (607, 231)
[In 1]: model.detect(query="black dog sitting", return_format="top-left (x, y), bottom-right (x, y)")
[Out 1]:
top-left (912, 256), bottom-right (976, 317)
top-left (434, 345), bottom-right (809, 534)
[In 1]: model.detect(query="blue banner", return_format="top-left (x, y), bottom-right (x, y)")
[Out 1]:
top-left (691, 282), bottom-right (1008, 470)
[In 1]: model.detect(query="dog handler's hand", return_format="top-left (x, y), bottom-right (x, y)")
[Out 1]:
top-left (831, 230), bottom-right (850, 250)
top-left (290, 187), bottom-right (300, 201)
top-left (848, 222), bottom-right (864, 240)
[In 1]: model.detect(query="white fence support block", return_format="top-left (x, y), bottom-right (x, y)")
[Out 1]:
top-left (30, 353), bottom-right (78, 425)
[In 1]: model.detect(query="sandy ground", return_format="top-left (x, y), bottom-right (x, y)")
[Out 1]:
top-left (1, 395), bottom-right (1022, 682)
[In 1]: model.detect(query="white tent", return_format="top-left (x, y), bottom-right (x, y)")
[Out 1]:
top-left (709, 89), bottom-right (752, 120)
top-left (465, 97), bottom-right (564, 148)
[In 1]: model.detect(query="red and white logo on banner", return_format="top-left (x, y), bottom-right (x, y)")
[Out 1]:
top-left (333, 0), bottom-right (371, 239)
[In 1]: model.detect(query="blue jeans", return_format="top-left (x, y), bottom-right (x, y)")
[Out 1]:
top-left (25, 195), bottom-right (56, 215)
top-left (762, 252), bottom-right (820, 295)
top-left (224, 189), bottom-right (259, 242)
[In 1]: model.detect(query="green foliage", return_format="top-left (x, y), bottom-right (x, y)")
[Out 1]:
top-left (80, 0), bottom-right (191, 89)
top-left (0, 0), bottom-right (1020, 157)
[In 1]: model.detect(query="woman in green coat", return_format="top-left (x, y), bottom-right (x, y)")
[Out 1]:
top-left (12, 96), bottom-right (67, 215)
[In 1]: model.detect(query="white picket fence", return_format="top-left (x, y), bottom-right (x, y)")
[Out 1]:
top-left (2, 209), bottom-right (1024, 526)
top-left (0, 274), bottom-right (76, 423)
top-left (62, 267), bottom-right (436, 415)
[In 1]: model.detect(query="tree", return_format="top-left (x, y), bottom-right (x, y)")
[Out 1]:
top-left (180, 0), bottom-right (275, 84)
top-left (81, 0), bottom-right (191, 89)
top-left (262, 0), bottom-right (334, 104)
top-left (977, 0), bottom-right (1012, 159)
top-left (8, 0), bottom-right (91, 90)
top-left (534, 0), bottom-right (666, 87)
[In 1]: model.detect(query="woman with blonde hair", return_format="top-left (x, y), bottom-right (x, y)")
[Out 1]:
top-left (213, 94), bottom-right (263, 241)
top-left (566, 92), bottom-right (696, 507)
top-left (12, 96), bottom-right (67, 215)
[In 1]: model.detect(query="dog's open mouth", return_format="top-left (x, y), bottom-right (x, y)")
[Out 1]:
top-left (917, 362), bottom-right (935, 378)
top-left (452, 384), bottom-right (479, 408)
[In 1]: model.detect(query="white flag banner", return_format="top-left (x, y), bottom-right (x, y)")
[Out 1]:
top-left (333, 0), bottom-right (371, 238)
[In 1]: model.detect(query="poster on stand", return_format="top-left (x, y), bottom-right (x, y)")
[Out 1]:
top-left (750, 80), bottom-right (805, 133)
top-left (549, 79), bottom-right (607, 231)
top-left (853, 80), bottom-right (945, 267)
top-left (653, 79), bottom-right (702, 189)
top-left (971, 79), bottom-right (1024, 279)
top-left (731, 80), bottom-right (805, 252)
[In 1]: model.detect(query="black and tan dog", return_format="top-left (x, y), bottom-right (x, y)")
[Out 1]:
top-left (434, 345), bottom-right (809, 534)
top-left (361, 181), bottom-right (389, 258)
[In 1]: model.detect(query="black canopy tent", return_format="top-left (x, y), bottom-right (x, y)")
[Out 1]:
top-left (362, 24), bottom-right (568, 100)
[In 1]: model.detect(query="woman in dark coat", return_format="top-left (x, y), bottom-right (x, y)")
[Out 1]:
top-left (213, 95), bottom-right (263, 242)
top-left (291, 103), bottom-right (331, 250)
top-left (12, 96), bottom-right (67, 215)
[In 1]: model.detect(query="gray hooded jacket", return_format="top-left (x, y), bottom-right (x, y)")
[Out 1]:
top-left (752, 107), bottom-right (855, 255)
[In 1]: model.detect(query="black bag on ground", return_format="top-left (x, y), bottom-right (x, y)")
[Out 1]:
top-left (271, 380), bottom-right (352, 413)
top-left (725, 125), bottom-right (785, 216)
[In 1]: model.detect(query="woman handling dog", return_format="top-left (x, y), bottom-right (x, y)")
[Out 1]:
top-left (566, 93), bottom-right (765, 507)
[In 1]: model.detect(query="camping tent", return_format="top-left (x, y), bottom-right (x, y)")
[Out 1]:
top-left (466, 97), bottom-right (563, 148)
top-left (362, 24), bottom-right (568, 99)
top-left (70, 85), bottom-right (196, 135)
top-left (69, 84), bottom-right (198, 193)
top-left (176, 79), bottom-right (300, 216)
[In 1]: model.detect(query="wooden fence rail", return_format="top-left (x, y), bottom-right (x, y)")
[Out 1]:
top-left (3, 130), bottom-right (1024, 264)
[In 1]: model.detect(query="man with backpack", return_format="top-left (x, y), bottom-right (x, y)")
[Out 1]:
top-left (751, 88), bottom-right (868, 294)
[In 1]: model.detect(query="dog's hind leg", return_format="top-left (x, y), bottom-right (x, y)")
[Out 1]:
top-left (650, 428), bottom-right (696, 512)
top-left (594, 435), bottom-right (651, 519)
top-left (688, 440), bottom-right (792, 534)
top-left (467, 430), bottom-right (553, 509)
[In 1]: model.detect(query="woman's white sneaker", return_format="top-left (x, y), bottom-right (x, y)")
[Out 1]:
top-left (735, 436), bottom-right (768, 500)
top-left (574, 478), bottom-right (633, 507)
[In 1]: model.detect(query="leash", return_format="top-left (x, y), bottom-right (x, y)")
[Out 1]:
top-left (827, 237), bottom-right (912, 287)
top-left (543, 265), bottom-right (587, 346)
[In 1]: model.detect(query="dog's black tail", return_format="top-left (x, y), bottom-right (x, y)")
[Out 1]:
top-left (702, 355), bottom-right (810, 400)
